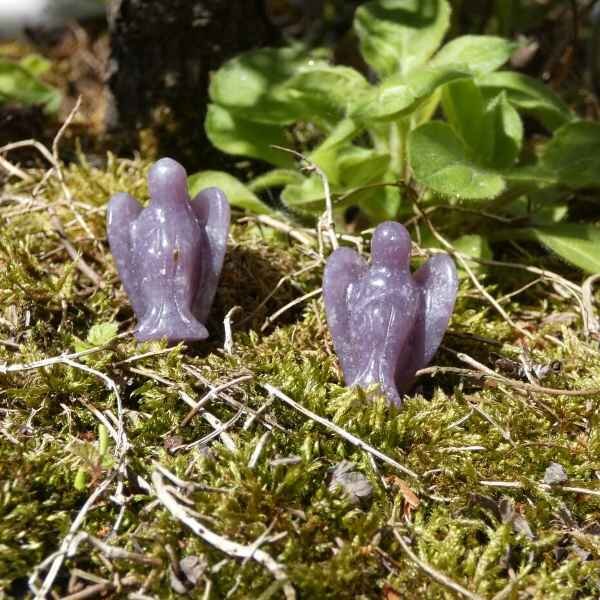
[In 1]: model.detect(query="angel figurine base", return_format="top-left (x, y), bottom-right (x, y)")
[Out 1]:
top-left (323, 221), bottom-right (458, 405)
top-left (107, 157), bottom-right (230, 343)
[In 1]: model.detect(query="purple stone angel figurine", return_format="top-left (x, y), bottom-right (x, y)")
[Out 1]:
top-left (107, 157), bottom-right (230, 342)
top-left (323, 221), bottom-right (458, 405)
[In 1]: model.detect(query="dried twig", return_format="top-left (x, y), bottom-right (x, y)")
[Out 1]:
top-left (497, 277), bottom-right (543, 305)
top-left (456, 352), bottom-right (600, 397)
top-left (180, 374), bottom-right (253, 427)
top-left (71, 532), bottom-right (161, 566)
top-left (62, 358), bottom-right (128, 457)
top-left (129, 365), bottom-right (177, 387)
top-left (479, 479), bottom-right (600, 497)
top-left (238, 260), bottom-right (320, 328)
top-left (0, 154), bottom-right (33, 182)
top-left (0, 334), bottom-right (126, 375)
top-left (261, 288), bottom-right (322, 331)
top-left (223, 306), bottom-right (241, 355)
top-left (0, 139), bottom-right (56, 168)
top-left (271, 145), bottom-right (337, 251)
top-left (404, 201), bottom-right (521, 227)
top-left (228, 520), bottom-right (283, 598)
top-left (239, 214), bottom-right (317, 249)
top-left (52, 96), bottom-right (82, 162)
top-left (79, 399), bottom-right (119, 445)
top-left (30, 478), bottom-right (114, 598)
top-left (0, 348), bottom-right (130, 458)
top-left (490, 562), bottom-right (533, 600)
top-left (183, 365), bottom-right (284, 433)
top-left (153, 462), bottom-right (231, 494)
top-left (176, 407), bottom-right (244, 451)
top-left (248, 431), bottom-right (271, 468)
top-left (262, 383), bottom-right (418, 479)
top-left (582, 273), bottom-right (600, 338)
top-left (379, 531), bottom-right (484, 600)
top-left (413, 204), bottom-right (533, 340)
top-left (60, 582), bottom-right (113, 600)
top-left (50, 215), bottom-right (102, 286)
top-left (152, 469), bottom-right (296, 600)
top-left (59, 575), bottom-right (139, 600)
top-left (197, 410), bottom-right (238, 452)
top-left (1, 97), bottom-right (99, 264)
top-left (113, 347), bottom-right (178, 365)
top-left (21, 343), bottom-right (136, 597)
top-left (243, 397), bottom-right (273, 431)
top-left (468, 401), bottom-right (515, 447)
top-left (447, 251), bottom-right (588, 331)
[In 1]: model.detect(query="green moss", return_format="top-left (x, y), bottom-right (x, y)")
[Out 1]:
top-left (0, 157), bottom-right (599, 598)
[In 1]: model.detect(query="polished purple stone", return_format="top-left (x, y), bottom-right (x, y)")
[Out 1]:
top-left (107, 157), bottom-right (230, 342)
top-left (323, 221), bottom-right (458, 405)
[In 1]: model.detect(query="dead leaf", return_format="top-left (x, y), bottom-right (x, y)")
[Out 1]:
top-left (382, 582), bottom-right (402, 599)
top-left (385, 475), bottom-right (420, 509)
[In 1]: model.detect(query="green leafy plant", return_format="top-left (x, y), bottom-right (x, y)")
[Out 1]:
top-left (0, 54), bottom-right (61, 113)
top-left (74, 321), bottom-right (119, 354)
top-left (72, 424), bottom-right (113, 491)
top-left (193, 0), bottom-right (600, 273)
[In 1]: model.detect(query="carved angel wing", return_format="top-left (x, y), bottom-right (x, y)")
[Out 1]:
top-left (106, 192), bottom-right (144, 316)
top-left (190, 187), bottom-right (230, 322)
top-left (410, 253), bottom-right (458, 370)
top-left (323, 247), bottom-right (368, 382)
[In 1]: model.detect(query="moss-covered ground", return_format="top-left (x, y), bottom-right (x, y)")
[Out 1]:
top-left (0, 153), bottom-right (599, 599)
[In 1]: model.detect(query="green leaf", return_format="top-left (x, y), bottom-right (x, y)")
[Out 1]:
top-left (421, 231), bottom-right (491, 274)
top-left (541, 121), bottom-right (600, 189)
top-left (476, 71), bottom-right (574, 131)
top-left (309, 119), bottom-right (364, 172)
top-left (19, 54), bottom-right (52, 77)
top-left (87, 322), bottom-right (118, 346)
top-left (453, 234), bottom-right (492, 269)
top-left (282, 65), bottom-right (369, 125)
top-left (205, 104), bottom-right (293, 167)
top-left (248, 170), bottom-right (304, 193)
top-left (98, 424), bottom-right (109, 457)
top-left (329, 146), bottom-right (390, 205)
top-left (281, 175), bottom-right (330, 213)
top-left (532, 202), bottom-right (569, 226)
top-left (281, 175), bottom-right (370, 215)
top-left (338, 148), bottom-right (391, 188)
top-left (503, 164), bottom-right (557, 187)
top-left (74, 467), bottom-right (87, 491)
top-left (188, 171), bottom-right (273, 215)
top-left (313, 119), bottom-right (363, 153)
top-left (354, 0), bottom-right (451, 78)
top-left (486, 92), bottom-right (523, 168)
top-left (442, 79), bottom-right (491, 160)
top-left (209, 46), bottom-right (327, 124)
top-left (408, 121), bottom-right (506, 199)
top-left (431, 35), bottom-right (516, 75)
top-left (282, 147), bottom-right (394, 217)
top-left (525, 225), bottom-right (600, 273)
top-left (0, 59), bottom-right (61, 113)
top-left (351, 66), bottom-right (470, 122)
top-left (358, 175), bottom-right (402, 222)
top-left (307, 119), bottom-right (367, 184)
top-left (414, 87), bottom-right (443, 125)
